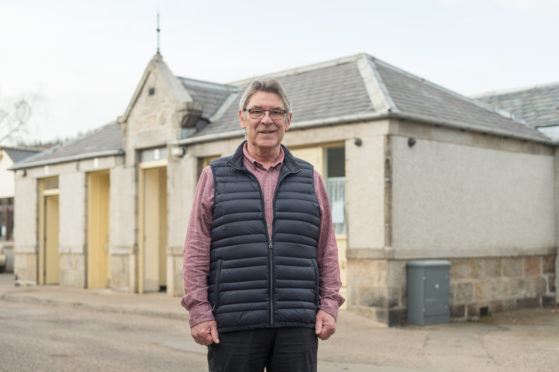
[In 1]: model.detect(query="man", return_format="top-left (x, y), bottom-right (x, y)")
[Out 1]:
top-left (181, 78), bottom-right (345, 372)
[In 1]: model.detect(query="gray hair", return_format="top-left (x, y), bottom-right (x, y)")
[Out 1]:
top-left (238, 78), bottom-right (291, 115)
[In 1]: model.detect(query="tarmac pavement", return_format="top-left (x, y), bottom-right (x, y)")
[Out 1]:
top-left (1, 273), bottom-right (559, 372)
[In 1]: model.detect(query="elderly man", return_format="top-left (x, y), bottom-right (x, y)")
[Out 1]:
top-left (181, 78), bottom-right (345, 372)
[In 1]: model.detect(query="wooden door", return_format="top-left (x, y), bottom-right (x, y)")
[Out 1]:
top-left (88, 172), bottom-right (110, 288)
top-left (141, 167), bottom-right (167, 292)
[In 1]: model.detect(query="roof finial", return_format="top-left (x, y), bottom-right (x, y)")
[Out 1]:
top-left (156, 11), bottom-right (161, 55)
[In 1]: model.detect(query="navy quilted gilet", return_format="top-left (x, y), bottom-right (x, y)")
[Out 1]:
top-left (208, 142), bottom-right (321, 333)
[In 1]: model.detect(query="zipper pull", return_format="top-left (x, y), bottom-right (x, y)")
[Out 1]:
top-left (269, 240), bottom-right (273, 250)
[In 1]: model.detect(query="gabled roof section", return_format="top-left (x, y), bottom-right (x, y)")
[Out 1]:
top-left (176, 53), bottom-right (549, 145)
top-left (11, 122), bottom-right (123, 169)
top-left (119, 53), bottom-right (193, 124)
top-left (177, 77), bottom-right (240, 121)
top-left (474, 82), bottom-right (559, 129)
top-left (2, 147), bottom-right (42, 163)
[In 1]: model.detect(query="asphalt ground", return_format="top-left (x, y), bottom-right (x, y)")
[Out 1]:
top-left (1, 273), bottom-right (558, 372)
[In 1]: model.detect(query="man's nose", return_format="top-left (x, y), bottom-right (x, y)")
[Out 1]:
top-left (261, 111), bottom-right (274, 123)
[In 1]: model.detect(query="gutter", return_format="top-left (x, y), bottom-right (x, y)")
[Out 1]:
top-left (388, 110), bottom-right (555, 145)
top-left (10, 149), bottom-right (125, 170)
top-left (173, 109), bottom-right (555, 147)
top-left (173, 111), bottom-right (391, 146)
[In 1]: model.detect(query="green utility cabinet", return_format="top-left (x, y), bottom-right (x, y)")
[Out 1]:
top-left (407, 260), bottom-right (451, 325)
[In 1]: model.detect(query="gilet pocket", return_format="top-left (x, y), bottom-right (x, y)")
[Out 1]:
top-left (213, 259), bottom-right (223, 310)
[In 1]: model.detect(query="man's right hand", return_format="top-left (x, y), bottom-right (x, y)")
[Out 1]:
top-left (191, 320), bottom-right (220, 346)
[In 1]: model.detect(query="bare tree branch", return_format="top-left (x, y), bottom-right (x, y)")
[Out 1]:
top-left (0, 93), bottom-right (42, 145)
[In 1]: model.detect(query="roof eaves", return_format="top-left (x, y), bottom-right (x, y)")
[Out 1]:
top-left (389, 109), bottom-right (553, 145)
top-left (174, 109), bottom-right (554, 147)
top-left (10, 149), bottom-right (124, 170)
top-left (174, 111), bottom-right (391, 146)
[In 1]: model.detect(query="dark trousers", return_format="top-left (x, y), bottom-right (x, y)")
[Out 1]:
top-left (207, 327), bottom-right (317, 372)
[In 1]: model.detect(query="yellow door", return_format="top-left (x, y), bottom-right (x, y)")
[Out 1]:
top-left (141, 167), bottom-right (167, 293)
top-left (88, 172), bottom-right (110, 289)
top-left (290, 147), bottom-right (324, 176)
top-left (45, 195), bottom-right (60, 284)
top-left (158, 168), bottom-right (167, 288)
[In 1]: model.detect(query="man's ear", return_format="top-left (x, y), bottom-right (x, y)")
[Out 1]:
top-left (284, 112), bottom-right (292, 131)
top-left (238, 110), bottom-right (247, 129)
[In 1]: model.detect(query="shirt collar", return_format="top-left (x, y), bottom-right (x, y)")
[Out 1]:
top-left (242, 142), bottom-right (284, 170)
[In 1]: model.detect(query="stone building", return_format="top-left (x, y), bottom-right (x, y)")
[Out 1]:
top-left (11, 53), bottom-right (558, 325)
top-left (0, 146), bottom-right (42, 272)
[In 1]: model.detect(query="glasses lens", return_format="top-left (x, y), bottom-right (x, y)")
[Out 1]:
top-left (270, 110), bottom-right (286, 120)
top-left (247, 109), bottom-right (286, 120)
top-left (249, 109), bottom-right (264, 119)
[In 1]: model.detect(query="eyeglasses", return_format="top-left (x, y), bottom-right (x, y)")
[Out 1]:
top-left (243, 108), bottom-right (287, 121)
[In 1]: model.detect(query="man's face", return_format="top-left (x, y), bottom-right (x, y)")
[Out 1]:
top-left (239, 91), bottom-right (292, 152)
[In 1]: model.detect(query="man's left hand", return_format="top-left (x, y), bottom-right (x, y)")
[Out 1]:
top-left (315, 310), bottom-right (336, 340)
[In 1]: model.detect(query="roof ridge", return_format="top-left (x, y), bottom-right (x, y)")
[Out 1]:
top-left (228, 53), bottom-right (368, 85)
top-left (359, 55), bottom-right (396, 112)
top-left (209, 91), bottom-right (241, 122)
top-left (473, 81), bottom-right (559, 98)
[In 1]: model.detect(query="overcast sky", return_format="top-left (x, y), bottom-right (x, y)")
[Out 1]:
top-left (1, 0), bottom-right (558, 143)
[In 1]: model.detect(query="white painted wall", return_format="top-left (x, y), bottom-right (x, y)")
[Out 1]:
top-left (391, 136), bottom-right (555, 258)
top-left (59, 173), bottom-right (86, 254)
top-left (346, 135), bottom-right (386, 251)
top-left (110, 166), bottom-right (135, 253)
top-left (13, 176), bottom-right (37, 253)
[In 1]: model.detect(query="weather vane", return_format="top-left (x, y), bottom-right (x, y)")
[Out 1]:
top-left (156, 11), bottom-right (161, 54)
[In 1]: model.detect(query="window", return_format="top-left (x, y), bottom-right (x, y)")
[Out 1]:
top-left (325, 146), bottom-right (346, 234)
top-left (139, 147), bottom-right (168, 163)
top-left (0, 197), bottom-right (14, 241)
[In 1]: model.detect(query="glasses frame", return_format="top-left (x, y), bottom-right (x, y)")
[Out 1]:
top-left (243, 108), bottom-right (288, 121)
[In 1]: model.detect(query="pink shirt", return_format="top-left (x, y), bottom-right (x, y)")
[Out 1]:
top-left (181, 144), bottom-right (345, 327)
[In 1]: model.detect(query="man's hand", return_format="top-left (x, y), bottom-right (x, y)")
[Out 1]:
top-left (315, 310), bottom-right (336, 340)
top-left (191, 320), bottom-right (220, 346)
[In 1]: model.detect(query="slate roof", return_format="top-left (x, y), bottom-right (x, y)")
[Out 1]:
top-left (2, 147), bottom-right (41, 163)
top-left (370, 56), bottom-right (547, 142)
top-left (195, 59), bottom-right (374, 138)
top-left (11, 122), bottom-right (123, 169)
top-left (474, 82), bottom-right (559, 129)
top-left (181, 53), bottom-right (548, 144)
top-left (14, 53), bottom-right (552, 169)
top-left (177, 77), bottom-right (240, 120)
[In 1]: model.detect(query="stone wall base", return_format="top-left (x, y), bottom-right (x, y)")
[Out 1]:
top-left (346, 253), bottom-right (556, 326)
top-left (59, 253), bottom-right (85, 288)
top-left (110, 253), bottom-right (136, 293)
top-left (14, 252), bottom-right (37, 284)
top-left (449, 254), bottom-right (556, 320)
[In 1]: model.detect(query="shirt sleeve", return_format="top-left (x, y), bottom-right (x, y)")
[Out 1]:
top-left (180, 166), bottom-right (216, 327)
top-left (314, 170), bottom-right (346, 320)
